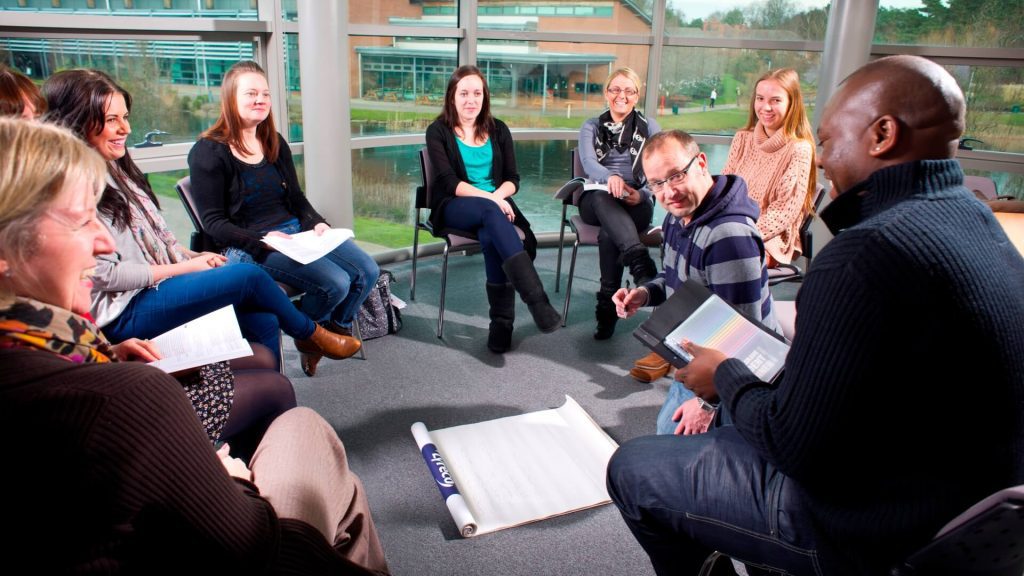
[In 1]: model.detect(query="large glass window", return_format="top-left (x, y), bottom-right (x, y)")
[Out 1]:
top-left (944, 63), bottom-right (1024, 155)
top-left (485, 40), bottom-right (647, 129)
top-left (350, 36), bottom-right (456, 137)
top-left (667, 0), bottom-right (830, 41)
top-left (0, 0), bottom-right (259, 19)
top-left (478, 0), bottom-right (651, 33)
top-left (284, 32), bottom-right (302, 141)
top-left (1, 36), bottom-right (256, 145)
top-left (876, 0), bottom-right (1022, 48)
top-left (349, 0), bottom-right (456, 27)
top-left (657, 47), bottom-right (820, 135)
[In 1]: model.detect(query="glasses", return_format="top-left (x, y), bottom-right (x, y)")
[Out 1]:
top-left (606, 87), bottom-right (638, 97)
top-left (648, 155), bottom-right (700, 193)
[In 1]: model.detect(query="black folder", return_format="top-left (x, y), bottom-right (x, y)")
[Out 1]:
top-left (632, 279), bottom-right (790, 383)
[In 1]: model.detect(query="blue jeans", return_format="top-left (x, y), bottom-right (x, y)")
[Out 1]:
top-left (101, 263), bottom-right (316, 357)
top-left (607, 426), bottom-right (837, 576)
top-left (655, 379), bottom-right (697, 435)
top-left (232, 220), bottom-right (379, 328)
top-left (442, 196), bottom-right (525, 284)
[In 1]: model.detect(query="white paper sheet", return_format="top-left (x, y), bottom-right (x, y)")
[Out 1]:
top-left (261, 228), bottom-right (354, 265)
top-left (411, 396), bottom-right (619, 537)
top-left (147, 305), bottom-right (253, 373)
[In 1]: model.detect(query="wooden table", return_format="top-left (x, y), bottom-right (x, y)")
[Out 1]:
top-left (994, 211), bottom-right (1024, 257)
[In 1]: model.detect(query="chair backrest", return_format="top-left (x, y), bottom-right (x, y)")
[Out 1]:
top-left (799, 182), bottom-right (828, 261)
top-left (416, 148), bottom-right (435, 211)
top-left (572, 147), bottom-right (584, 179)
top-left (894, 484), bottom-right (1024, 575)
top-left (964, 175), bottom-right (998, 201)
top-left (174, 176), bottom-right (218, 252)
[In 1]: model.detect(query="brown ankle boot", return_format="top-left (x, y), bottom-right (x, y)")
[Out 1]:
top-left (300, 352), bottom-right (322, 377)
top-left (629, 351), bottom-right (671, 383)
top-left (295, 324), bottom-right (361, 360)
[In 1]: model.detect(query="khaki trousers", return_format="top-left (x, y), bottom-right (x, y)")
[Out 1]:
top-left (250, 407), bottom-right (389, 574)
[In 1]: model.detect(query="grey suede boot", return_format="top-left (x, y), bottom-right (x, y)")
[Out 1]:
top-left (486, 282), bottom-right (515, 353)
top-left (501, 251), bottom-right (561, 333)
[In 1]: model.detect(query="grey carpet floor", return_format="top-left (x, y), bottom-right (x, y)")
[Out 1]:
top-left (281, 245), bottom-right (800, 576)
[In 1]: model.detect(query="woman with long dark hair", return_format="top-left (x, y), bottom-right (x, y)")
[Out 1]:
top-left (43, 68), bottom-right (360, 374)
top-left (188, 60), bottom-right (378, 376)
top-left (425, 65), bottom-right (560, 353)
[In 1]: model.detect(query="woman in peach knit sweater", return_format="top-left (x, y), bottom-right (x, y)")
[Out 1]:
top-left (723, 68), bottom-right (816, 266)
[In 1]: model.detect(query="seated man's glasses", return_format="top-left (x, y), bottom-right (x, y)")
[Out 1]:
top-left (607, 87), bottom-right (638, 97)
top-left (648, 154), bottom-right (700, 193)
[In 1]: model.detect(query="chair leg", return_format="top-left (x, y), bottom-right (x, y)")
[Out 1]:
top-left (437, 243), bottom-right (450, 339)
top-left (555, 205), bottom-right (567, 292)
top-left (352, 320), bottom-right (366, 360)
top-left (561, 238), bottom-right (580, 327)
top-left (411, 224), bottom-right (420, 301)
top-left (697, 551), bottom-right (724, 576)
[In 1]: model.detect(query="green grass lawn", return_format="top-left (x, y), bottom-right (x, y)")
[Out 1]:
top-left (354, 216), bottom-right (417, 249)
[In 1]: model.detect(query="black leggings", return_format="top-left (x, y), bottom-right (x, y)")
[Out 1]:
top-left (221, 343), bottom-right (297, 461)
top-left (578, 190), bottom-right (654, 290)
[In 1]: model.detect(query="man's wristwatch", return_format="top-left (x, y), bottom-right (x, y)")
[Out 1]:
top-left (697, 398), bottom-right (718, 413)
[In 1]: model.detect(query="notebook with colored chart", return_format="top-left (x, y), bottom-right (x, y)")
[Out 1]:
top-left (633, 279), bottom-right (790, 383)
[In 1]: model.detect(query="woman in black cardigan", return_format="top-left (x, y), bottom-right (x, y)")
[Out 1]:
top-left (188, 61), bottom-right (377, 377)
top-left (425, 65), bottom-right (560, 353)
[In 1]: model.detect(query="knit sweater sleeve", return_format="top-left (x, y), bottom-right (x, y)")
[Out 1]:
top-left (187, 139), bottom-right (269, 259)
top-left (714, 231), bottom-right (891, 479)
top-left (757, 139), bottom-right (812, 242)
top-left (492, 119), bottom-right (521, 193)
top-left (91, 214), bottom-right (154, 293)
top-left (578, 118), bottom-right (612, 182)
top-left (276, 135), bottom-right (328, 232)
top-left (722, 130), bottom-right (749, 175)
top-left (87, 362), bottom-right (365, 572)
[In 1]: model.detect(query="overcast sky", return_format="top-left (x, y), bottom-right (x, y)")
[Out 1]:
top-left (668, 0), bottom-right (929, 21)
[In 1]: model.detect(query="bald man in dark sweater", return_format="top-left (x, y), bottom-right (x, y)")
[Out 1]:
top-left (607, 55), bottom-right (1024, 575)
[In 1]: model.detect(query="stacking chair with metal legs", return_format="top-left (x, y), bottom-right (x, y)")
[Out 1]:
top-left (553, 148), bottom-right (662, 327)
top-left (411, 148), bottom-right (525, 338)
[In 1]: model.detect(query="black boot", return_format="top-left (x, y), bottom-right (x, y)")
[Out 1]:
top-left (502, 251), bottom-right (561, 333)
top-left (594, 287), bottom-right (618, 340)
top-left (621, 245), bottom-right (658, 286)
top-left (486, 282), bottom-right (515, 353)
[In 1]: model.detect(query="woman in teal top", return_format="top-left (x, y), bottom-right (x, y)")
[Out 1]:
top-left (424, 65), bottom-right (560, 353)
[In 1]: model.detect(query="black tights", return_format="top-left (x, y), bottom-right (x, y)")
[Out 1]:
top-left (221, 343), bottom-right (297, 461)
top-left (578, 191), bottom-right (654, 290)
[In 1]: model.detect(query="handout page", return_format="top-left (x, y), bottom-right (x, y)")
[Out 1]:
top-left (148, 305), bottom-right (253, 373)
top-left (261, 228), bottom-right (354, 265)
top-left (411, 395), bottom-right (618, 537)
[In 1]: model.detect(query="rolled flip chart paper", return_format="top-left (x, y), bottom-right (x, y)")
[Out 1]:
top-left (411, 421), bottom-right (478, 537)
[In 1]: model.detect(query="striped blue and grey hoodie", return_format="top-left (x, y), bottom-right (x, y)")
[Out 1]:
top-left (644, 174), bottom-right (779, 333)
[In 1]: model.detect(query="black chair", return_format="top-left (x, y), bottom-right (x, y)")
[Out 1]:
top-left (767, 182), bottom-right (827, 286)
top-left (174, 176), bottom-right (218, 253)
top-left (697, 483), bottom-right (1024, 576)
top-left (411, 148), bottom-right (525, 338)
top-left (553, 148), bottom-right (661, 326)
top-left (891, 483), bottom-right (1024, 576)
top-left (174, 177), bottom-right (365, 361)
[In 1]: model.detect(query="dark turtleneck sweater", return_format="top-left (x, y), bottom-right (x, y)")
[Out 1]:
top-left (714, 159), bottom-right (1024, 572)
